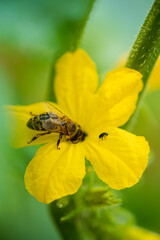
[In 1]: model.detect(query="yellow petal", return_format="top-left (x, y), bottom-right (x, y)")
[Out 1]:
top-left (89, 68), bottom-right (143, 129)
top-left (24, 142), bottom-right (85, 203)
top-left (5, 102), bottom-right (64, 148)
top-left (148, 56), bottom-right (160, 91)
top-left (54, 49), bottom-right (98, 123)
top-left (84, 127), bottom-right (149, 190)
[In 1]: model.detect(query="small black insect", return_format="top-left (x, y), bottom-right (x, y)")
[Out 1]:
top-left (99, 132), bottom-right (108, 139)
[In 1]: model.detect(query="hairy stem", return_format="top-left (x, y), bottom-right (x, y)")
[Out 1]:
top-left (125, 0), bottom-right (160, 131)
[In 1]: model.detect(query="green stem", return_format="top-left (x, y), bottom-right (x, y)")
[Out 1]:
top-left (49, 199), bottom-right (82, 240)
top-left (46, 0), bottom-right (95, 102)
top-left (47, 1), bottom-right (95, 239)
top-left (124, 0), bottom-right (160, 131)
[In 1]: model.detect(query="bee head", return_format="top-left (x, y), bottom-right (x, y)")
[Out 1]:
top-left (70, 128), bottom-right (85, 143)
top-left (76, 128), bottom-right (83, 139)
top-left (26, 118), bottom-right (34, 130)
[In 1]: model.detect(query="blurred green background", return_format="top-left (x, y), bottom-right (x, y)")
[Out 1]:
top-left (1, 0), bottom-right (160, 239)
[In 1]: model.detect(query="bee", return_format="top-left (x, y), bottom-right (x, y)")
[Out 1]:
top-left (99, 132), bottom-right (108, 139)
top-left (26, 102), bottom-right (86, 149)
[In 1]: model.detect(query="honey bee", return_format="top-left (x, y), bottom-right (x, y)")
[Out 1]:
top-left (26, 102), bottom-right (86, 149)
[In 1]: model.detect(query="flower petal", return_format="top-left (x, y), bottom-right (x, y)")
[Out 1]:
top-left (90, 68), bottom-right (143, 128)
top-left (54, 49), bottom-right (98, 123)
top-left (84, 127), bottom-right (149, 190)
top-left (148, 56), bottom-right (160, 91)
top-left (24, 142), bottom-right (86, 203)
top-left (5, 102), bottom-right (64, 148)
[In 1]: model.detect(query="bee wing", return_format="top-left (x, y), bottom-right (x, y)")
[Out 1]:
top-left (42, 102), bottom-right (70, 134)
top-left (42, 117), bottom-right (68, 134)
top-left (43, 102), bottom-right (69, 119)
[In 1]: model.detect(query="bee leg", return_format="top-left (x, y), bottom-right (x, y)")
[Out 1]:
top-left (30, 111), bottom-right (37, 116)
top-left (27, 132), bottom-right (51, 144)
top-left (57, 133), bottom-right (63, 150)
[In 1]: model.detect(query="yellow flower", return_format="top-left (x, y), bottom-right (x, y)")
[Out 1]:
top-left (6, 49), bottom-right (149, 203)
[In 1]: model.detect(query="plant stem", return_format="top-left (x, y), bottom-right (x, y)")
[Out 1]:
top-left (46, 0), bottom-right (95, 102)
top-left (125, 0), bottom-right (160, 131)
top-left (49, 199), bottom-right (82, 240)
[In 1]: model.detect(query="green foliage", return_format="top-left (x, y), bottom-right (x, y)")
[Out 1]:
top-left (50, 185), bottom-right (133, 240)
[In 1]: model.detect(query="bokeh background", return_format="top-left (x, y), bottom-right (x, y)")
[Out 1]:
top-left (0, 0), bottom-right (159, 239)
